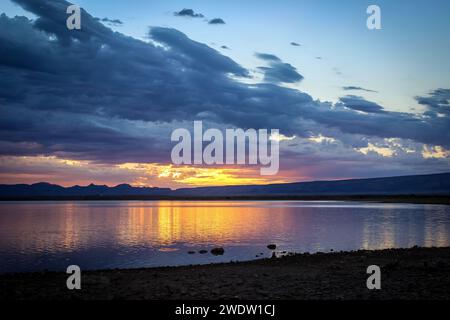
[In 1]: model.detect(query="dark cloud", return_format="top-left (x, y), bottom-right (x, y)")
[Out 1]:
top-left (290, 42), bottom-right (301, 47)
top-left (0, 0), bottom-right (449, 173)
top-left (255, 53), bottom-right (281, 62)
top-left (339, 96), bottom-right (385, 114)
top-left (208, 18), bottom-right (225, 25)
top-left (95, 17), bottom-right (123, 26)
top-left (149, 27), bottom-right (247, 77)
top-left (416, 89), bottom-right (450, 117)
top-left (256, 52), bottom-right (303, 83)
top-left (343, 86), bottom-right (378, 93)
top-left (258, 65), bottom-right (304, 84)
top-left (174, 8), bottom-right (204, 18)
top-left (174, 9), bottom-right (224, 26)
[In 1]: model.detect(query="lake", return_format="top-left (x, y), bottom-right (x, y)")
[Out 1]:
top-left (0, 200), bottom-right (449, 273)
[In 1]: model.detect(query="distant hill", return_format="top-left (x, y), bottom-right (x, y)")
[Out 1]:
top-left (0, 183), bottom-right (171, 198)
top-left (0, 173), bottom-right (449, 199)
top-left (173, 172), bottom-right (450, 197)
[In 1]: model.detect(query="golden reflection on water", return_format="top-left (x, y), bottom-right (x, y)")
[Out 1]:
top-left (424, 206), bottom-right (449, 247)
top-left (0, 201), bottom-right (449, 257)
top-left (360, 206), bottom-right (450, 250)
top-left (361, 210), bottom-right (396, 250)
top-left (115, 202), bottom-right (297, 248)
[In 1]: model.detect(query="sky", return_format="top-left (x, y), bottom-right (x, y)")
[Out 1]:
top-left (0, 0), bottom-right (449, 188)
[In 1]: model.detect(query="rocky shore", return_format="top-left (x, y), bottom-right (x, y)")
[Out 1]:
top-left (1, 247), bottom-right (449, 300)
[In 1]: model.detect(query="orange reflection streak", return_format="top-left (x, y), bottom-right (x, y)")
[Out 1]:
top-left (361, 210), bottom-right (396, 250)
top-left (61, 202), bottom-right (78, 250)
top-left (1, 202), bottom-right (86, 253)
top-left (115, 202), bottom-right (296, 247)
top-left (3, 202), bottom-right (449, 258)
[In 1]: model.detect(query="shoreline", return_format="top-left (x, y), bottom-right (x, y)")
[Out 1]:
top-left (2, 246), bottom-right (450, 300)
top-left (1, 195), bottom-right (449, 205)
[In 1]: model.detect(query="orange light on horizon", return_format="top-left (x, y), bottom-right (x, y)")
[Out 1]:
top-left (118, 163), bottom-right (292, 188)
top-left (0, 156), bottom-right (299, 188)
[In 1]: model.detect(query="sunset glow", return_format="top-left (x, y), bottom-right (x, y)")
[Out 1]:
top-left (0, 156), bottom-right (293, 188)
top-left (0, 0), bottom-right (449, 188)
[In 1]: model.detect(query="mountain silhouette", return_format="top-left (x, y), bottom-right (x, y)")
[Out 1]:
top-left (0, 182), bottom-right (170, 198)
top-left (173, 172), bottom-right (450, 197)
top-left (1, 172), bottom-right (449, 199)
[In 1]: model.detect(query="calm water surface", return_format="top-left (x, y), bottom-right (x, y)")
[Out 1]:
top-left (0, 201), bottom-right (449, 273)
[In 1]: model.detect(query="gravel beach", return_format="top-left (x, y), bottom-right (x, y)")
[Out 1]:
top-left (1, 247), bottom-right (449, 300)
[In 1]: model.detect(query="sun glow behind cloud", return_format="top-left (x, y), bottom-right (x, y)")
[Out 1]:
top-left (118, 163), bottom-right (288, 187)
top-left (357, 143), bottom-right (395, 158)
top-left (0, 156), bottom-right (293, 188)
top-left (0, 156), bottom-right (292, 187)
top-left (422, 146), bottom-right (450, 159)
top-left (308, 135), bottom-right (337, 144)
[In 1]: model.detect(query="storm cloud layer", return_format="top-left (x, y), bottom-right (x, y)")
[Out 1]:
top-left (0, 0), bottom-right (449, 184)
